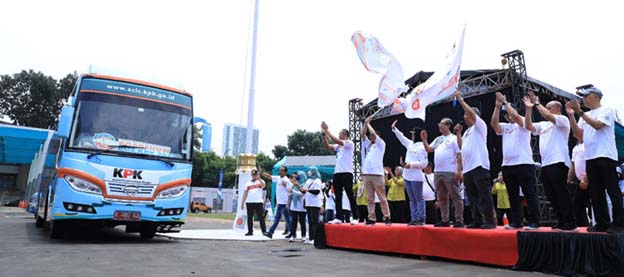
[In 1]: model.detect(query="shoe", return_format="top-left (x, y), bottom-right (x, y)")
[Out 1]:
top-left (525, 223), bottom-right (540, 230)
top-left (587, 225), bottom-right (607, 232)
top-left (305, 240), bottom-right (314, 245)
top-left (302, 239), bottom-right (309, 244)
top-left (480, 223), bottom-right (496, 229)
top-left (328, 219), bottom-right (342, 224)
top-left (244, 232), bottom-right (253, 236)
top-left (407, 221), bottom-right (417, 226)
top-left (282, 230), bottom-right (289, 235)
top-left (466, 223), bottom-right (483, 229)
top-left (550, 223), bottom-right (561, 230)
top-left (606, 225), bottom-right (624, 234)
top-left (263, 232), bottom-right (272, 239)
top-left (453, 222), bottom-right (465, 228)
top-left (434, 221), bottom-right (450, 227)
top-left (284, 233), bottom-right (292, 238)
top-left (414, 221), bottom-right (425, 226)
top-left (350, 221), bottom-right (357, 225)
top-left (289, 237), bottom-right (295, 242)
top-left (384, 217), bottom-right (392, 226)
top-left (365, 219), bottom-right (375, 226)
top-left (505, 223), bottom-right (523, 230)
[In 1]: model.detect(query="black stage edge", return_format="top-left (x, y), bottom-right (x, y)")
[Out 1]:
top-left (513, 231), bottom-right (624, 276)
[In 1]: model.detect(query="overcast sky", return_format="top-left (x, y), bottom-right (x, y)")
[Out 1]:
top-left (1, 0), bottom-right (622, 157)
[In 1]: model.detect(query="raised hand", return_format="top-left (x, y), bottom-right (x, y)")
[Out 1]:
top-left (527, 90), bottom-right (539, 103)
top-left (365, 115), bottom-right (373, 125)
top-left (391, 120), bottom-right (398, 129)
top-left (454, 123), bottom-right (463, 134)
top-left (523, 96), bottom-right (534, 109)
top-left (566, 100), bottom-right (581, 113)
top-left (453, 90), bottom-right (461, 99)
top-left (420, 130), bottom-right (428, 142)
top-left (321, 121), bottom-right (328, 131)
top-left (565, 101), bottom-right (576, 115)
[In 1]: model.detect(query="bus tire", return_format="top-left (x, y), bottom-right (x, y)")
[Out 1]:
top-left (49, 220), bottom-right (65, 239)
top-left (140, 226), bottom-right (156, 239)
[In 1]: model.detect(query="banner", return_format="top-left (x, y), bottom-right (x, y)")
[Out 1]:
top-left (217, 168), bottom-right (223, 200)
top-left (351, 31), bottom-right (408, 107)
top-left (404, 26), bottom-right (465, 119)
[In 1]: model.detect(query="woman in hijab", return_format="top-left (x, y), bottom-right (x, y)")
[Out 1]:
top-left (302, 166), bottom-right (323, 245)
top-left (288, 171), bottom-right (307, 242)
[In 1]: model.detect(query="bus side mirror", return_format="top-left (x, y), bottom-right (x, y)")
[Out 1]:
top-left (57, 106), bottom-right (75, 138)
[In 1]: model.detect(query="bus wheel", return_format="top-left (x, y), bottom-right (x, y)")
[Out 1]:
top-left (49, 220), bottom-right (65, 239)
top-left (140, 226), bottom-right (156, 239)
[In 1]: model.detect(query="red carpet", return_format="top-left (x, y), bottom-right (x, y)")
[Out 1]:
top-left (325, 224), bottom-right (524, 266)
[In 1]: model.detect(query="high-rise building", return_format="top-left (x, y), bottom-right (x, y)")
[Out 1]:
top-left (222, 124), bottom-right (259, 157)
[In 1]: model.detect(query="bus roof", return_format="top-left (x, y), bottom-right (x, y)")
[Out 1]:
top-left (82, 73), bottom-right (192, 97)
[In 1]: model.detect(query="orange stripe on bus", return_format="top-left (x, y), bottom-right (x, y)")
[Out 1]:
top-left (83, 73), bottom-right (192, 96)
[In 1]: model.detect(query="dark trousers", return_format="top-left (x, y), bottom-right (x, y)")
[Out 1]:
top-left (586, 158), bottom-right (624, 228)
top-left (333, 173), bottom-right (358, 221)
top-left (357, 205), bottom-right (368, 223)
top-left (306, 207), bottom-right (320, 240)
top-left (341, 210), bottom-right (351, 223)
top-left (496, 209), bottom-right (512, 226)
top-left (541, 163), bottom-right (576, 227)
top-left (246, 202), bottom-right (266, 234)
top-left (572, 183), bottom-right (591, 227)
top-left (388, 200), bottom-right (407, 223)
top-left (463, 167), bottom-right (495, 225)
top-left (290, 210), bottom-right (306, 238)
top-left (425, 200), bottom-right (440, 224)
top-left (502, 164), bottom-right (540, 226)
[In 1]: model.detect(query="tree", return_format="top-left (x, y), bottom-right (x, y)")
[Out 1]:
top-left (272, 129), bottom-right (332, 159)
top-left (0, 70), bottom-right (77, 129)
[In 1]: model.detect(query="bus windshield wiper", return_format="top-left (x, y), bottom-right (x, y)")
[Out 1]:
top-left (87, 146), bottom-right (175, 167)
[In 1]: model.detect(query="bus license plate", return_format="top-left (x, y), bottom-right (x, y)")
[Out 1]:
top-left (113, 211), bottom-right (141, 221)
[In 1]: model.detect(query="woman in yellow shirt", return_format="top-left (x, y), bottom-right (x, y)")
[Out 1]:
top-left (386, 167), bottom-right (407, 223)
top-left (353, 180), bottom-right (368, 223)
top-left (491, 171), bottom-right (511, 226)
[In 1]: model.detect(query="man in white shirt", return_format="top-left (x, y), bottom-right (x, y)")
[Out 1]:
top-left (421, 118), bottom-right (464, 228)
top-left (524, 91), bottom-right (577, 231)
top-left (454, 90), bottom-right (496, 229)
top-left (240, 169), bottom-right (267, 236)
top-left (322, 121), bottom-right (358, 224)
top-left (567, 85), bottom-right (623, 233)
top-left (361, 115), bottom-right (391, 226)
top-left (492, 92), bottom-right (540, 230)
top-left (263, 166), bottom-right (293, 238)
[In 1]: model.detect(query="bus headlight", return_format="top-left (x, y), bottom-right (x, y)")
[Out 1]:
top-left (157, 185), bottom-right (188, 199)
top-left (64, 175), bottom-right (103, 195)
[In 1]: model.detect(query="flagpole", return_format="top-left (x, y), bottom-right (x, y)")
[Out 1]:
top-left (245, 0), bottom-right (259, 154)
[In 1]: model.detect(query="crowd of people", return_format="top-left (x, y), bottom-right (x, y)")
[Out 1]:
top-left (241, 86), bottom-right (624, 243)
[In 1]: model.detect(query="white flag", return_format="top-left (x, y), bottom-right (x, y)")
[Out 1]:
top-left (404, 27), bottom-right (465, 119)
top-left (351, 31), bottom-right (408, 107)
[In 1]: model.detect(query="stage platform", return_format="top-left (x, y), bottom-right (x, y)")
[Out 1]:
top-left (319, 223), bottom-right (624, 276)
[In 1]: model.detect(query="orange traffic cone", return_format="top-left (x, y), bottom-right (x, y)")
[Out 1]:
top-left (503, 214), bottom-right (509, 226)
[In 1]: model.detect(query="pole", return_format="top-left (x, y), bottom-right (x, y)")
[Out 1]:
top-left (245, 0), bottom-right (259, 154)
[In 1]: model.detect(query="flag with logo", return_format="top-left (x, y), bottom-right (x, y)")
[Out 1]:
top-left (404, 26), bottom-right (465, 119)
top-left (217, 168), bottom-right (224, 200)
top-left (351, 31), bottom-right (408, 107)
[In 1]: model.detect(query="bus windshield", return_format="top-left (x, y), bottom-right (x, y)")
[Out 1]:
top-left (69, 90), bottom-right (193, 161)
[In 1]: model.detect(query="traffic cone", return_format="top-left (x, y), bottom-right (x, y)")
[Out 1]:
top-left (503, 214), bottom-right (509, 226)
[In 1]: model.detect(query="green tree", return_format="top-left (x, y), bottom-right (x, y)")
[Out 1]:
top-left (272, 129), bottom-right (332, 159)
top-left (0, 70), bottom-right (77, 129)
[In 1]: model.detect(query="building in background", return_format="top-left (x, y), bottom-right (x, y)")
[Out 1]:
top-left (221, 123), bottom-right (259, 157)
top-left (190, 187), bottom-right (235, 213)
top-left (201, 123), bottom-right (212, 153)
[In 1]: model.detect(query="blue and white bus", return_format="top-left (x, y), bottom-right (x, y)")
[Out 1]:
top-left (31, 73), bottom-right (194, 239)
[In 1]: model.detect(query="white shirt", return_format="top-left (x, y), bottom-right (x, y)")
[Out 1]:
top-left (362, 136), bottom-right (386, 175)
top-left (532, 114), bottom-right (571, 167)
top-left (326, 190), bottom-right (336, 210)
top-left (304, 179), bottom-right (323, 207)
top-left (579, 106), bottom-right (618, 161)
top-left (498, 119), bottom-right (534, 166)
top-left (333, 140), bottom-right (354, 173)
top-left (341, 189), bottom-right (351, 211)
top-left (244, 179), bottom-right (264, 203)
top-left (290, 189), bottom-right (305, 212)
top-left (571, 144), bottom-right (586, 181)
top-left (272, 175), bottom-right (293, 205)
top-left (422, 173), bottom-right (436, 201)
top-left (461, 116), bottom-right (490, 173)
top-left (432, 134), bottom-right (461, 173)
top-left (392, 128), bottom-right (427, 181)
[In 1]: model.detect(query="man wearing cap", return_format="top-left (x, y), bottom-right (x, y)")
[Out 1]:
top-left (492, 92), bottom-right (541, 230)
top-left (567, 85), bottom-right (623, 233)
top-left (421, 118), bottom-right (464, 228)
top-left (453, 90), bottom-right (496, 229)
top-left (523, 91), bottom-right (577, 231)
top-left (240, 169), bottom-right (268, 236)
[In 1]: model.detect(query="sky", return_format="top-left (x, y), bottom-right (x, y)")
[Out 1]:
top-left (1, 0), bottom-right (623, 158)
